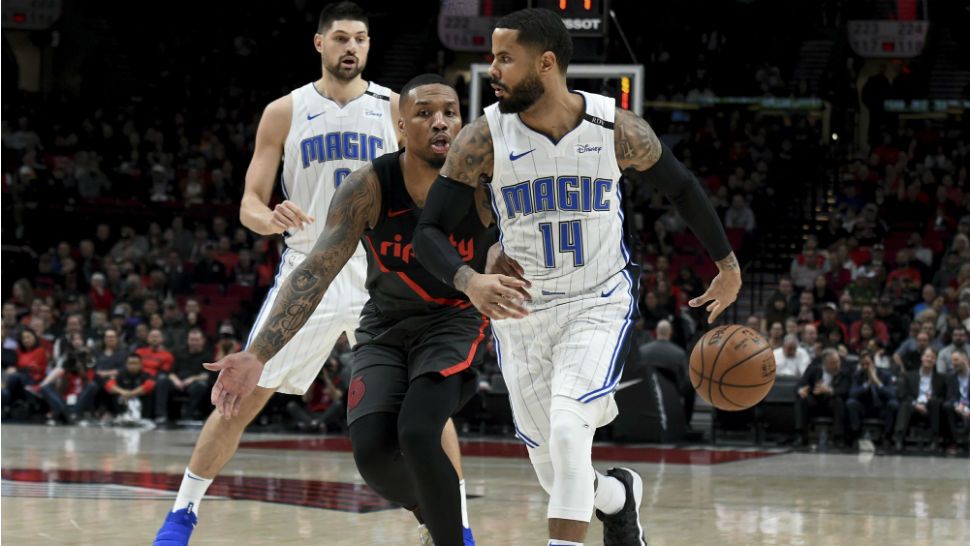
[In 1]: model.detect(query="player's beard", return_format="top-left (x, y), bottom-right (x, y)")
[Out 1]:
top-left (494, 71), bottom-right (544, 114)
top-left (324, 55), bottom-right (365, 82)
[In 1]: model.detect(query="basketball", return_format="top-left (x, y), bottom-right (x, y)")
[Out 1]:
top-left (689, 325), bottom-right (776, 411)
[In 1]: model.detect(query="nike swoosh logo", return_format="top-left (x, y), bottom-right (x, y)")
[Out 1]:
top-left (509, 149), bottom-right (535, 161)
top-left (387, 208), bottom-right (412, 218)
top-left (601, 283), bottom-right (620, 298)
top-left (307, 112), bottom-right (325, 121)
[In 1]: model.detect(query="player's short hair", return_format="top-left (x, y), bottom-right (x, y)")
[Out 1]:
top-left (318, 1), bottom-right (369, 34)
top-left (399, 74), bottom-right (454, 110)
top-left (494, 8), bottom-right (572, 74)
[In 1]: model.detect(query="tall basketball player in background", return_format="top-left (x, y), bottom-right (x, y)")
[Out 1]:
top-left (153, 3), bottom-right (472, 545)
top-left (413, 9), bottom-right (741, 546)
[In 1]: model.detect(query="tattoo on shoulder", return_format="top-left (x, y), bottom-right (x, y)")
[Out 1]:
top-left (441, 116), bottom-right (493, 188)
top-left (614, 109), bottom-right (662, 172)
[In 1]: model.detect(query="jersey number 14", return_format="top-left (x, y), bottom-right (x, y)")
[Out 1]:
top-left (538, 220), bottom-right (585, 268)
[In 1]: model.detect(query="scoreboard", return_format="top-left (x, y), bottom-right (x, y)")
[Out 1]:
top-left (531, 0), bottom-right (610, 37)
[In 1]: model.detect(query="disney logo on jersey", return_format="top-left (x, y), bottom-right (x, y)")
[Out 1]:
top-left (379, 234), bottom-right (475, 265)
top-left (576, 144), bottom-right (602, 154)
top-left (300, 131), bottom-right (385, 168)
top-left (363, 109), bottom-right (383, 119)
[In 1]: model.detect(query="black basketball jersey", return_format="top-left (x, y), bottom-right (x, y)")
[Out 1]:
top-left (362, 149), bottom-right (491, 318)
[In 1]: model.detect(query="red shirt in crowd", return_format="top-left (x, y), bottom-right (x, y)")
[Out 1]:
top-left (886, 266), bottom-right (921, 287)
top-left (16, 347), bottom-right (48, 383)
top-left (849, 319), bottom-right (890, 345)
top-left (134, 347), bottom-right (174, 377)
top-left (88, 287), bottom-right (115, 312)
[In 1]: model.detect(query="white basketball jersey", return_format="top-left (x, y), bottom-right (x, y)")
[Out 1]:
top-left (281, 81), bottom-right (399, 254)
top-left (484, 91), bottom-right (628, 298)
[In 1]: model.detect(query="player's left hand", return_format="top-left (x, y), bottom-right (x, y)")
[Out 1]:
top-left (204, 351), bottom-right (264, 419)
top-left (690, 260), bottom-right (742, 324)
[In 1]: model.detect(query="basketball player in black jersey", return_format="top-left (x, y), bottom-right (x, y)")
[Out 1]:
top-left (203, 74), bottom-right (510, 546)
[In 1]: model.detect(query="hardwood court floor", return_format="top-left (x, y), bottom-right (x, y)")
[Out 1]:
top-left (1, 424), bottom-right (967, 545)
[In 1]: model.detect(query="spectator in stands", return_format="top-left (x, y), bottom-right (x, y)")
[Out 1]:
top-left (790, 236), bottom-right (830, 290)
top-left (639, 320), bottom-right (693, 426)
top-left (868, 339), bottom-right (893, 371)
top-left (943, 349), bottom-right (970, 455)
top-left (795, 290), bottom-right (817, 323)
top-left (767, 322), bottom-right (784, 350)
top-left (724, 194), bottom-right (756, 232)
top-left (913, 284), bottom-right (937, 317)
top-left (815, 303), bottom-right (848, 345)
top-left (811, 275), bottom-right (838, 306)
top-left (232, 249), bottom-right (259, 287)
top-left (2, 328), bottom-right (49, 411)
top-left (845, 349), bottom-right (897, 448)
top-left (876, 296), bottom-right (909, 348)
top-left (106, 353), bottom-right (156, 419)
top-left (214, 323), bottom-right (241, 360)
top-left (906, 232), bottom-right (933, 268)
top-left (836, 292), bottom-right (859, 327)
top-left (745, 315), bottom-right (764, 335)
top-left (895, 330), bottom-right (931, 373)
top-left (763, 294), bottom-right (789, 332)
top-left (285, 353), bottom-right (349, 433)
top-left (645, 220), bottom-right (674, 257)
top-left (886, 248), bottom-right (922, 290)
top-left (163, 251), bottom-right (193, 295)
top-left (53, 314), bottom-right (88, 362)
top-left (774, 335), bottom-right (811, 378)
top-left (76, 328), bottom-right (127, 421)
top-left (894, 347), bottom-right (945, 452)
top-left (785, 317), bottom-right (800, 338)
top-left (673, 266), bottom-right (705, 306)
top-left (134, 329), bottom-right (174, 378)
top-left (937, 326), bottom-right (968, 374)
top-left (958, 302), bottom-right (970, 332)
top-left (193, 243), bottom-right (229, 285)
top-left (35, 332), bottom-right (92, 424)
top-left (918, 319), bottom-right (945, 351)
top-left (845, 269), bottom-right (880, 307)
top-left (794, 348), bottom-right (850, 447)
top-left (154, 329), bottom-right (212, 424)
top-left (850, 304), bottom-right (890, 347)
top-left (771, 276), bottom-right (798, 315)
top-left (800, 323), bottom-right (819, 359)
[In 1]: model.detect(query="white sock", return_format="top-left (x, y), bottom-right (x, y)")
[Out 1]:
top-left (548, 540), bottom-right (583, 546)
top-left (173, 468), bottom-right (213, 514)
top-left (593, 470), bottom-right (626, 515)
top-left (459, 479), bottom-right (470, 528)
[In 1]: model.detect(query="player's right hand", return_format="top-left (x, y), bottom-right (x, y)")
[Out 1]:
top-left (465, 273), bottom-right (529, 320)
top-left (484, 244), bottom-right (531, 301)
top-left (267, 200), bottom-right (315, 233)
top-left (204, 351), bottom-right (265, 418)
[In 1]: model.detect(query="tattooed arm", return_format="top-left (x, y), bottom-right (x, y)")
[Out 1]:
top-left (614, 108), bottom-right (741, 322)
top-left (248, 166), bottom-right (380, 364)
top-left (203, 165), bottom-right (380, 417)
top-left (413, 117), bottom-right (527, 320)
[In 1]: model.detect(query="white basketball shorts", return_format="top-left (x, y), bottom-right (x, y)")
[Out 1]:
top-left (491, 266), bottom-right (640, 448)
top-left (247, 247), bottom-right (368, 395)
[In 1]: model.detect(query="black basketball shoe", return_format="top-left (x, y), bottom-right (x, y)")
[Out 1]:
top-left (595, 467), bottom-right (647, 546)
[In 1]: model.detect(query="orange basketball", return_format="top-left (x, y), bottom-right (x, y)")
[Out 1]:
top-left (689, 325), bottom-right (776, 411)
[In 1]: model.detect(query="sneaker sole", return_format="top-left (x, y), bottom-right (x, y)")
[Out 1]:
top-left (616, 467), bottom-right (646, 546)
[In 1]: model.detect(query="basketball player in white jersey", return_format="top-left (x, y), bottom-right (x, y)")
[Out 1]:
top-left (412, 9), bottom-right (743, 546)
top-left (154, 4), bottom-right (471, 545)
